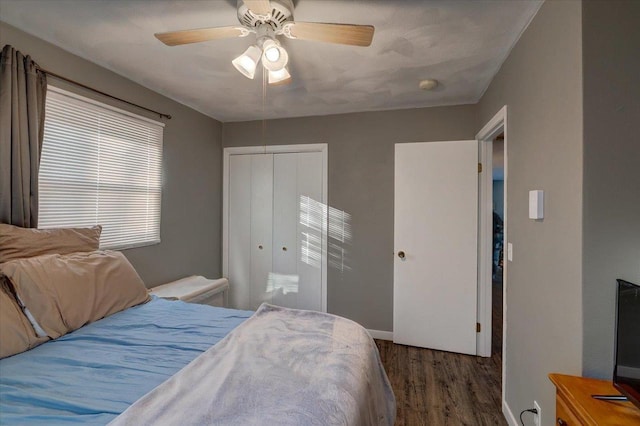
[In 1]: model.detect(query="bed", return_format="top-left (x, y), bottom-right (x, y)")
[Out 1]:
top-left (0, 224), bottom-right (395, 426)
top-left (0, 297), bottom-right (252, 425)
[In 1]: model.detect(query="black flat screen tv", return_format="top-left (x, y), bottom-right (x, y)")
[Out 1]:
top-left (614, 279), bottom-right (640, 409)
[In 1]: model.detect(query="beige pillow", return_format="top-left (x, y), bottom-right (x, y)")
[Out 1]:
top-left (0, 277), bottom-right (47, 358)
top-left (0, 223), bottom-right (102, 263)
top-left (1, 251), bottom-right (150, 339)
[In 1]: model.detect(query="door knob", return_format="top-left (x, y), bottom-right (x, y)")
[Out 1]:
top-left (398, 251), bottom-right (406, 260)
top-left (258, 245), bottom-right (263, 250)
top-left (282, 247), bottom-right (287, 251)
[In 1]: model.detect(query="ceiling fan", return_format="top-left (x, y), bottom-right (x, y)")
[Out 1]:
top-left (154, 0), bottom-right (375, 85)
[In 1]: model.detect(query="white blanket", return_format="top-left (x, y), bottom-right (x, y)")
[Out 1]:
top-left (109, 304), bottom-right (395, 426)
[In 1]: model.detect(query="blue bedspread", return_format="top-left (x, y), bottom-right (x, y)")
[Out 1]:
top-left (0, 297), bottom-right (252, 425)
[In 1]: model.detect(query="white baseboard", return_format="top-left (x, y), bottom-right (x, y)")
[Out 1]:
top-left (503, 399), bottom-right (518, 426)
top-left (367, 329), bottom-right (393, 341)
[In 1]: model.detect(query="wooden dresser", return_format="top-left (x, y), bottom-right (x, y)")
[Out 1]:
top-left (549, 373), bottom-right (640, 425)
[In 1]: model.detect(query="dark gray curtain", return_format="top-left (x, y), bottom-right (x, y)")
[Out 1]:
top-left (0, 45), bottom-right (47, 228)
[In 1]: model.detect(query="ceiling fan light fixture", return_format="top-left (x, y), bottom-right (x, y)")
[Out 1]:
top-left (261, 39), bottom-right (288, 71)
top-left (268, 67), bottom-right (291, 85)
top-left (154, 0), bottom-right (376, 87)
top-left (232, 44), bottom-right (262, 79)
top-left (264, 45), bottom-right (280, 62)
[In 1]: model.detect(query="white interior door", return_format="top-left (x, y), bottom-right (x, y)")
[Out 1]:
top-left (293, 152), bottom-right (323, 311)
top-left (250, 154), bottom-right (274, 309)
top-left (227, 153), bottom-right (273, 310)
top-left (393, 141), bottom-right (479, 355)
top-left (227, 154), bottom-right (252, 310)
top-left (224, 144), bottom-right (328, 313)
top-left (272, 152), bottom-right (323, 311)
top-left (272, 153), bottom-right (298, 308)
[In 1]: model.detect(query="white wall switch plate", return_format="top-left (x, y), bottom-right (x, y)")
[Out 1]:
top-left (534, 400), bottom-right (541, 426)
top-left (507, 243), bottom-right (513, 261)
top-left (529, 190), bottom-right (544, 219)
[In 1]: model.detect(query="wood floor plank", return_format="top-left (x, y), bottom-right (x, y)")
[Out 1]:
top-left (376, 340), bottom-right (506, 425)
top-left (376, 282), bottom-right (505, 425)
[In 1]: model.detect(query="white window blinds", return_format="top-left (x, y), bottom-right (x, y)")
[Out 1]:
top-left (39, 86), bottom-right (164, 250)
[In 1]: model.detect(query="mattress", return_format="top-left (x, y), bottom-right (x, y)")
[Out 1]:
top-left (0, 297), bottom-right (252, 425)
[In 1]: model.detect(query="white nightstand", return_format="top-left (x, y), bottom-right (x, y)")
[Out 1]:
top-left (150, 276), bottom-right (229, 308)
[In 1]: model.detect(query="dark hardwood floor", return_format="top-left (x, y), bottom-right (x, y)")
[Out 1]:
top-left (376, 281), bottom-right (504, 425)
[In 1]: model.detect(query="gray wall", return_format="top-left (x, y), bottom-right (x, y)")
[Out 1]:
top-left (582, 0), bottom-right (640, 378)
top-left (478, 1), bottom-right (584, 424)
top-left (222, 106), bottom-right (478, 331)
top-left (0, 22), bottom-right (224, 287)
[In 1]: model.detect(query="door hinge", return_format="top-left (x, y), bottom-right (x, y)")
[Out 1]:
top-left (478, 163), bottom-right (483, 173)
top-left (476, 323), bottom-right (481, 333)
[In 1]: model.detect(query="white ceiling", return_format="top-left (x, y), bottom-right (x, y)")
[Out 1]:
top-left (0, 0), bottom-right (542, 122)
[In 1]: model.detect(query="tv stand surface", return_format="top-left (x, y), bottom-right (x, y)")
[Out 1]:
top-left (549, 373), bottom-right (640, 425)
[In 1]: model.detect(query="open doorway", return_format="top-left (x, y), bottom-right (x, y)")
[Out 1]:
top-left (476, 105), bottom-right (508, 415)
top-left (491, 134), bottom-right (505, 360)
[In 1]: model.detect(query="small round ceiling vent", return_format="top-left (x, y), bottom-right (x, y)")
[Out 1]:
top-left (419, 79), bottom-right (439, 91)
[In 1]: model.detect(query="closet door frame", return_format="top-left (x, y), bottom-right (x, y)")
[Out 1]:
top-left (222, 144), bottom-right (328, 312)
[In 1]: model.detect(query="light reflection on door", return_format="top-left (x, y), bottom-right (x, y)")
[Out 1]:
top-left (299, 195), bottom-right (352, 273)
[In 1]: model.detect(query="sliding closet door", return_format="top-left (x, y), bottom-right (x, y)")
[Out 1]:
top-left (250, 154), bottom-right (274, 309)
top-left (225, 145), bottom-right (327, 313)
top-left (228, 153), bottom-right (273, 310)
top-left (272, 152), bottom-right (323, 311)
top-left (272, 153), bottom-right (298, 307)
top-left (227, 154), bottom-right (252, 309)
top-left (295, 152), bottom-right (323, 311)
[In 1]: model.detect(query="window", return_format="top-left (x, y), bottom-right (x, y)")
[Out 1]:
top-left (39, 86), bottom-right (164, 249)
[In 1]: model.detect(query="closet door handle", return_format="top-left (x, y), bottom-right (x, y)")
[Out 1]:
top-left (398, 251), bottom-right (406, 260)
top-left (282, 247), bottom-right (287, 251)
top-left (258, 245), bottom-right (263, 250)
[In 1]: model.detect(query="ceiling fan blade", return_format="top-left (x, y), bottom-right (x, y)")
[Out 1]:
top-left (244, 0), bottom-right (271, 16)
top-left (285, 22), bottom-right (375, 47)
top-left (155, 26), bottom-right (246, 46)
